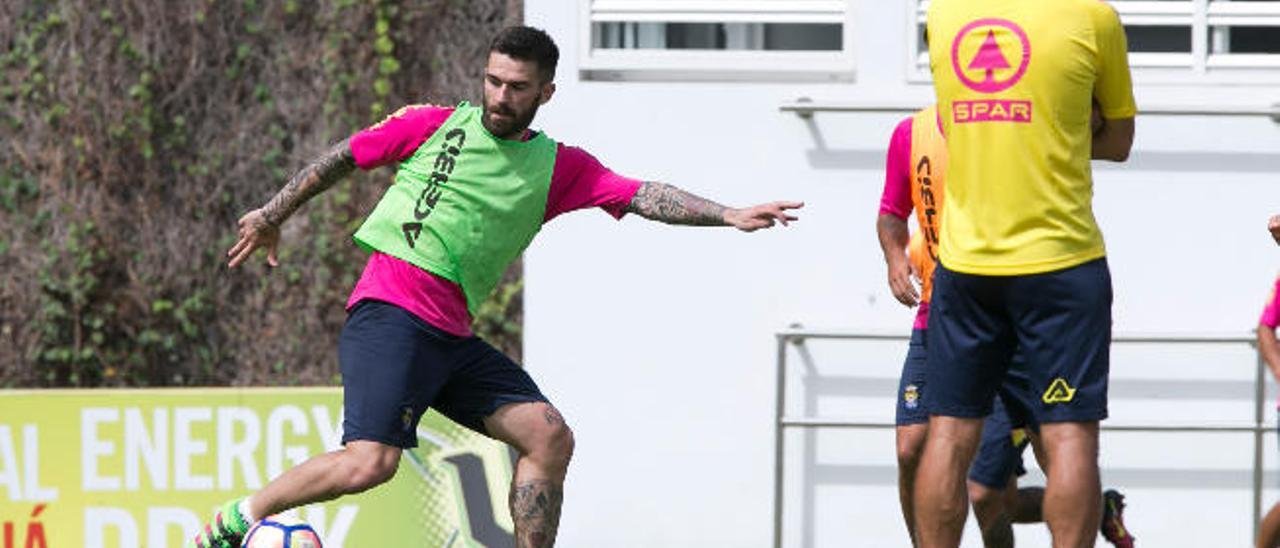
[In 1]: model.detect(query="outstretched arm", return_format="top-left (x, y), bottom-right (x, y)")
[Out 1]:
top-left (625, 182), bottom-right (801, 232)
top-left (226, 139), bottom-right (357, 268)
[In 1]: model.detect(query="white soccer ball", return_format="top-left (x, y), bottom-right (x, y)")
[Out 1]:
top-left (241, 515), bottom-right (323, 548)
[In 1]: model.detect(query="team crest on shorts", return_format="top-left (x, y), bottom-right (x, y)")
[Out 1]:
top-left (903, 384), bottom-right (920, 410)
top-left (401, 405), bottom-right (415, 431)
top-left (1042, 378), bottom-right (1077, 404)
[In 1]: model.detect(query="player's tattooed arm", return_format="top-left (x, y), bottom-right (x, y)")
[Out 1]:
top-left (226, 139), bottom-right (356, 268)
top-left (625, 182), bottom-right (802, 233)
top-left (511, 480), bottom-right (563, 548)
top-left (260, 139), bottom-right (357, 227)
top-left (626, 182), bottom-right (729, 226)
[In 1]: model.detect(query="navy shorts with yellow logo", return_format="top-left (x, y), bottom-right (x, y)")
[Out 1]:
top-left (924, 258), bottom-right (1111, 424)
top-left (895, 329), bottom-right (930, 425)
top-left (338, 299), bottom-right (548, 448)
top-left (897, 329), bottom-right (1039, 426)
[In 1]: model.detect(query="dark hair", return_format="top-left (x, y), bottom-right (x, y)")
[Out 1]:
top-left (490, 26), bottom-right (559, 83)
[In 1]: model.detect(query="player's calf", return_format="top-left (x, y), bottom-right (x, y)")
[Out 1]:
top-left (968, 480), bottom-right (1015, 548)
top-left (483, 401), bottom-right (576, 547)
top-left (511, 478), bottom-right (564, 548)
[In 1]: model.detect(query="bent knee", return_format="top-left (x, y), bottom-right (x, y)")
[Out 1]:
top-left (896, 444), bottom-right (921, 471)
top-left (968, 482), bottom-right (1002, 510)
top-left (341, 444), bottom-right (401, 493)
top-left (895, 426), bottom-right (926, 470)
top-left (525, 420), bottom-right (575, 470)
top-left (345, 458), bottom-right (399, 493)
top-left (541, 421), bottom-right (576, 464)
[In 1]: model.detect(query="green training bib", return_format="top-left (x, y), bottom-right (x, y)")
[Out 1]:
top-left (353, 102), bottom-right (557, 316)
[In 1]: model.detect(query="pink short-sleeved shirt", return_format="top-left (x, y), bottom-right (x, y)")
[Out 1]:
top-left (879, 117), bottom-right (915, 222)
top-left (878, 116), bottom-right (931, 330)
top-left (346, 105), bottom-right (644, 336)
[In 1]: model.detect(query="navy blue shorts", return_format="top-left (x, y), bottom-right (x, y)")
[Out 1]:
top-left (991, 351), bottom-right (1037, 432)
top-left (897, 330), bottom-right (1039, 428)
top-left (925, 258), bottom-right (1112, 424)
top-left (968, 393), bottom-right (1035, 489)
top-left (895, 329), bottom-right (929, 425)
top-left (890, 327), bottom-right (1039, 430)
top-left (338, 300), bottom-right (548, 448)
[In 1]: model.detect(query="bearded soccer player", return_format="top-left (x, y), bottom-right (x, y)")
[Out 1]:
top-left (878, 106), bottom-right (1134, 548)
top-left (190, 26), bottom-right (801, 548)
top-left (915, 1), bottom-right (1136, 546)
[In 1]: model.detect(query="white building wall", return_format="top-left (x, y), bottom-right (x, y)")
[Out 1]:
top-left (523, 2), bottom-right (1280, 546)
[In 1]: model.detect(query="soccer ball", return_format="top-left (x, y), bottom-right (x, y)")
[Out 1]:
top-left (241, 515), bottom-right (323, 548)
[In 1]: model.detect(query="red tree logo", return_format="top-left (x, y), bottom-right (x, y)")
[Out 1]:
top-left (951, 19), bottom-right (1031, 94)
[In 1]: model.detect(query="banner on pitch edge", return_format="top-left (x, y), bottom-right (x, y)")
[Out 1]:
top-left (0, 388), bottom-right (516, 548)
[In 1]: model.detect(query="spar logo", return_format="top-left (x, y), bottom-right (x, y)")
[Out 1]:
top-left (950, 18), bottom-right (1032, 124)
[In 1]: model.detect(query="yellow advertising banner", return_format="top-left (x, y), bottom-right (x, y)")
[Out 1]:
top-left (0, 389), bottom-right (516, 548)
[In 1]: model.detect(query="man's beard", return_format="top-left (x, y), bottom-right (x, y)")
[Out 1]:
top-left (482, 99), bottom-right (540, 140)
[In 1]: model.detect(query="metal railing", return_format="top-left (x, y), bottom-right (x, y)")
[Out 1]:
top-left (771, 328), bottom-right (1264, 548)
top-left (778, 98), bottom-right (1280, 123)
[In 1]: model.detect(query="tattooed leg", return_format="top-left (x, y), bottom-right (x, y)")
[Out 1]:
top-left (511, 479), bottom-right (564, 548)
top-left (544, 405), bottom-right (565, 426)
top-left (484, 402), bottom-right (575, 548)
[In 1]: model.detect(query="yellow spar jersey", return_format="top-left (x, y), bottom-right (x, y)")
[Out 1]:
top-left (926, 0), bottom-right (1136, 275)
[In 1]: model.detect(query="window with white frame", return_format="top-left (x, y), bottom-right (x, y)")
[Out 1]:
top-left (909, 0), bottom-right (1280, 83)
top-left (581, 1), bottom-right (856, 81)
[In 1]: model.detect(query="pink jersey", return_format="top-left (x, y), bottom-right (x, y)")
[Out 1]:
top-left (879, 116), bottom-right (929, 329)
top-left (879, 117), bottom-right (915, 222)
top-left (346, 105), bottom-right (644, 336)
